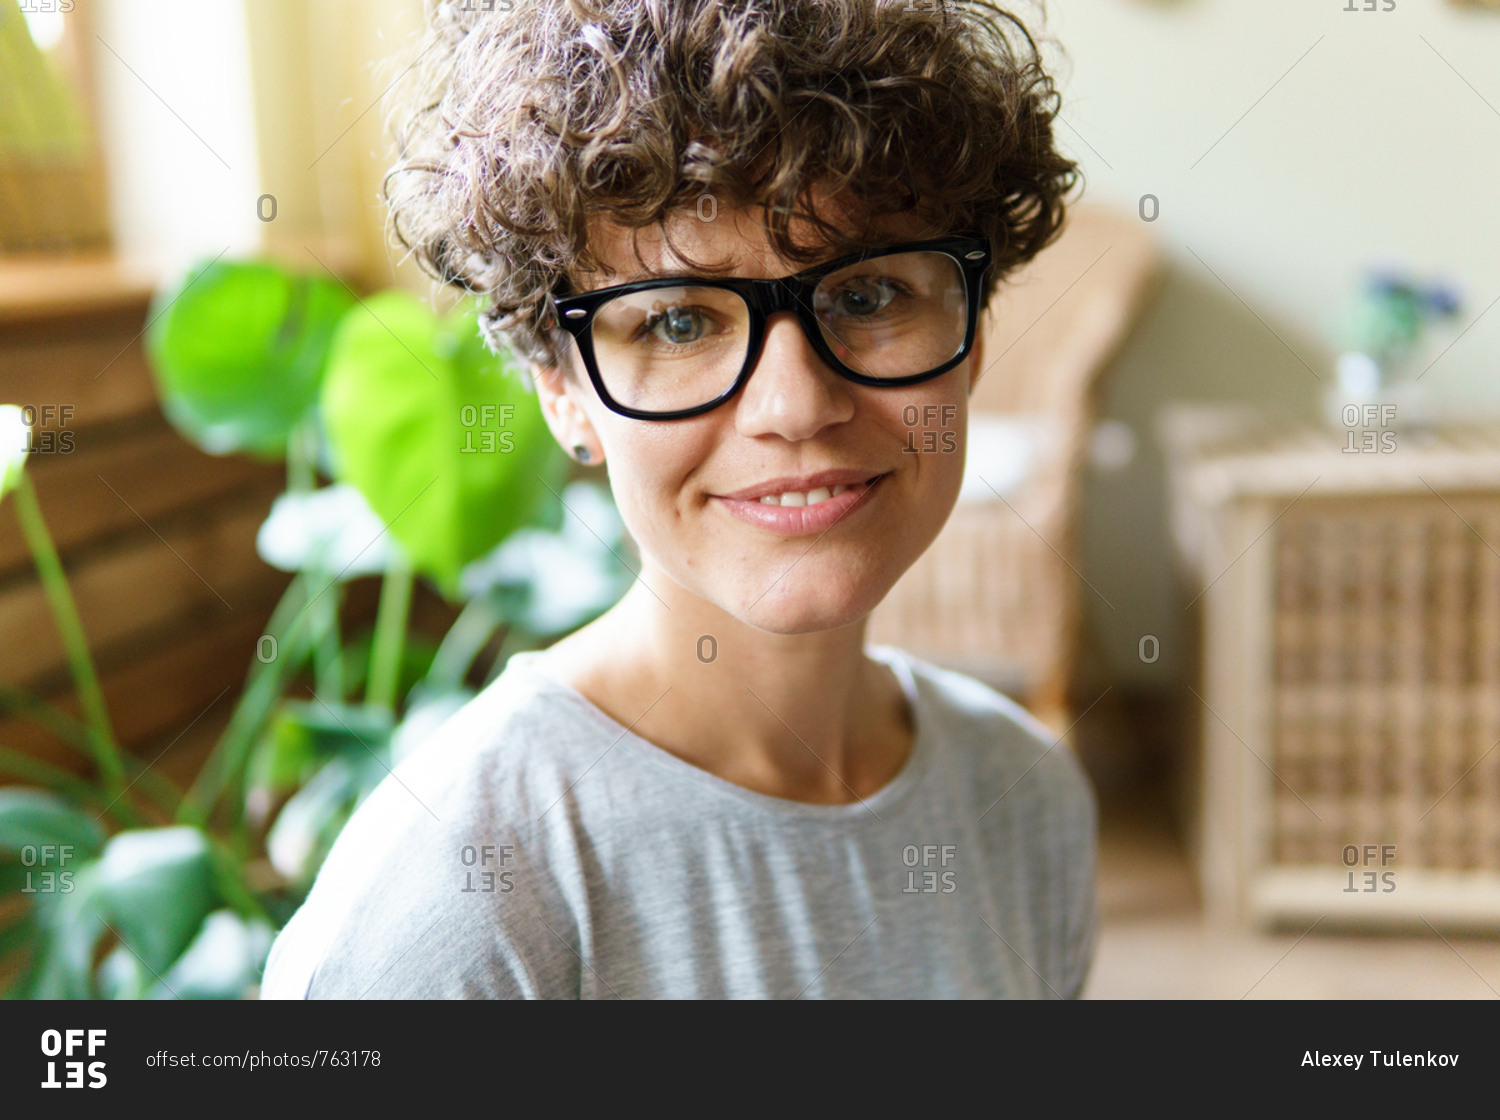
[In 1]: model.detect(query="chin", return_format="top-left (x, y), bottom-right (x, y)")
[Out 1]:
top-left (730, 560), bottom-right (899, 635)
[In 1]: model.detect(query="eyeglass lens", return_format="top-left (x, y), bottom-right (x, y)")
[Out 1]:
top-left (586, 250), bottom-right (969, 414)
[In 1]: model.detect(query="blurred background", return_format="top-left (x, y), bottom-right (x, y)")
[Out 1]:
top-left (2, 0), bottom-right (1498, 999)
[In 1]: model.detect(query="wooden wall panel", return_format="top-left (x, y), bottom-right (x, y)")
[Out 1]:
top-left (0, 260), bottom-right (289, 787)
top-left (0, 497), bottom-right (282, 685)
top-left (0, 420), bottom-right (279, 576)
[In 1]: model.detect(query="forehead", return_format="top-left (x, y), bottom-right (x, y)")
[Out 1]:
top-left (583, 201), bottom-right (937, 289)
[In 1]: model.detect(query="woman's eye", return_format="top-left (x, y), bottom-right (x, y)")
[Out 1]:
top-left (647, 306), bottom-right (710, 345)
top-left (827, 279), bottom-right (898, 318)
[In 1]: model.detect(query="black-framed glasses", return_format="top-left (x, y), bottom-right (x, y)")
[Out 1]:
top-left (551, 236), bottom-right (991, 420)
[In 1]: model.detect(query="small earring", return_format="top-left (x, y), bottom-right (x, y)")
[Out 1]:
top-left (572, 444), bottom-right (593, 464)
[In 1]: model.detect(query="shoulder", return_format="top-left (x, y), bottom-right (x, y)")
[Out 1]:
top-left (880, 646), bottom-right (1095, 825)
top-left (260, 656), bottom-right (601, 999)
top-left (878, 648), bottom-right (1099, 996)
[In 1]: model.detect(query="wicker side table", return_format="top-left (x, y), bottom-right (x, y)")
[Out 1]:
top-left (1164, 406), bottom-right (1500, 930)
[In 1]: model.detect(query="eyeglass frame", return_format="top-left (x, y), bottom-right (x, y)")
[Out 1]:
top-left (548, 235), bottom-right (992, 421)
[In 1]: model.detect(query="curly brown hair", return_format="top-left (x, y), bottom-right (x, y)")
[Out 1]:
top-left (385, 0), bottom-right (1079, 368)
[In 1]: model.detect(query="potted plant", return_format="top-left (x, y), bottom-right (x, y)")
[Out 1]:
top-left (0, 259), bottom-right (632, 997)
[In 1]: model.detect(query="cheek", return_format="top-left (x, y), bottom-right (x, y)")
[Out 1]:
top-left (595, 412), bottom-right (719, 550)
top-left (890, 387), bottom-right (969, 488)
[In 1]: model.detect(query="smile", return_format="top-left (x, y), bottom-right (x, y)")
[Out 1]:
top-left (757, 484), bottom-right (852, 507)
top-left (712, 472), bottom-right (888, 536)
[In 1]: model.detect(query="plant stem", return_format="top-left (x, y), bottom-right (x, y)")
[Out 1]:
top-left (12, 474), bottom-right (125, 798)
top-left (0, 682), bottom-right (94, 752)
top-left (287, 420), bottom-right (344, 703)
top-left (0, 744), bottom-right (109, 806)
top-left (205, 835), bottom-right (271, 924)
top-left (0, 704), bottom-right (169, 828)
top-left (311, 576), bottom-right (343, 703)
top-left (286, 418), bottom-right (317, 493)
top-left (426, 597), bottom-right (502, 694)
top-left (485, 624), bottom-right (529, 685)
top-left (181, 574), bottom-right (314, 827)
top-left (367, 557), bottom-right (414, 713)
top-left (117, 762), bottom-right (182, 824)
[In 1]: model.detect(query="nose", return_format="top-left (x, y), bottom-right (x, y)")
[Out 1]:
top-left (733, 312), bottom-right (855, 441)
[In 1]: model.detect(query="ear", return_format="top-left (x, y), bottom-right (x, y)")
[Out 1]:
top-left (965, 323), bottom-right (986, 395)
top-left (532, 361), bottom-right (603, 465)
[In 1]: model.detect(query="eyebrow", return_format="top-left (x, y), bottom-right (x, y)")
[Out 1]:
top-left (601, 255), bottom-right (847, 287)
top-left (609, 267), bottom-right (718, 284)
top-left (589, 239), bottom-right (925, 289)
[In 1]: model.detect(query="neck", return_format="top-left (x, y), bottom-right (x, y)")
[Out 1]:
top-left (540, 570), bottom-right (913, 804)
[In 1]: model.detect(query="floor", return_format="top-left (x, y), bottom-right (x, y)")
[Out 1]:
top-left (1080, 791), bottom-right (1500, 999)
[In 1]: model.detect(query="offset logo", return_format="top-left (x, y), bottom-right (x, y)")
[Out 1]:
top-left (901, 844), bottom-right (958, 894)
top-left (40, 1029), bottom-right (106, 1089)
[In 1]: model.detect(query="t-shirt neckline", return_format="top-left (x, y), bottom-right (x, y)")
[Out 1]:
top-left (505, 644), bottom-right (931, 823)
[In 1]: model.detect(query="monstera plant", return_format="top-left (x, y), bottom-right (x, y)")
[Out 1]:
top-left (0, 259), bottom-right (632, 998)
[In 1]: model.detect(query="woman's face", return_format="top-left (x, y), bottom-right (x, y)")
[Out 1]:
top-left (534, 204), bottom-right (983, 635)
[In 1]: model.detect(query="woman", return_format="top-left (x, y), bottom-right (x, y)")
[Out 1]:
top-left (263, 0), bottom-right (1095, 999)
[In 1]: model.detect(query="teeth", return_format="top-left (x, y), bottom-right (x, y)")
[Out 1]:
top-left (757, 484), bottom-right (849, 507)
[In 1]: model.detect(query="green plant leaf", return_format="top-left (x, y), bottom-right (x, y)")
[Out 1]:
top-left (247, 715), bottom-right (319, 795)
top-left (255, 483), bottom-right (399, 577)
top-left (0, 912), bottom-right (40, 997)
top-left (27, 827), bottom-right (220, 997)
top-left (98, 828), bottom-right (218, 975)
top-left (321, 294), bottom-right (566, 594)
top-left (97, 943), bottom-right (151, 1000)
top-left (0, 787), bottom-right (106, 860)
top-left (266, 752), bottom-right (388, 886)
top-left (335, 632), bottom-right (440, 704)
top-left (25, 860), bottom-right (107, 998)
top-left (0, 861), bottom-right (32, 895)
top-left (155, 909), bottom-right (275, 999)
top-left (146, 260), bottom-right (355, 457)
top-left (250, 700), bottom-right (394, 794)
top-left (461, 479), bottom-right (633, 636)
top-left (0, 909), bottom-right (37, 958)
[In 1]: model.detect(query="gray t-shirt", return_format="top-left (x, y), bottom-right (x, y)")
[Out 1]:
top-left (260, 645), bottom-right (1096, 999)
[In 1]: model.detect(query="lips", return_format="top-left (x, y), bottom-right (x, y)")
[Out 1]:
top-left (716, 469), bottom-right (885, 503)
top-left (711, 470), bottom-right (889, 536)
